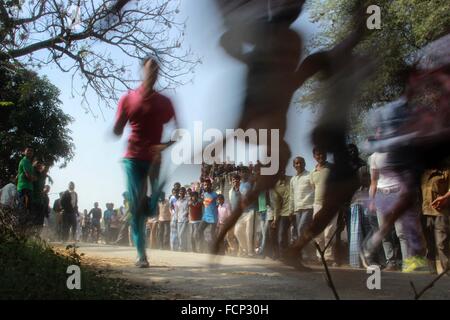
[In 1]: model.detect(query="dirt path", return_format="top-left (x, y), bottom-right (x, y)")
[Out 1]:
top-left (54, 243), bottom-right (450, 300)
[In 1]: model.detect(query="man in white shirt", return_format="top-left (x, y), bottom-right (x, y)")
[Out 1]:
top-left (0, 176), bottom-right (18, 209)
top-left (169, 187), bottom-right (179, 251)
top-left (175, 187), bottom-right (189, 251)
top-left (290, 157), bottom-right (314, 261)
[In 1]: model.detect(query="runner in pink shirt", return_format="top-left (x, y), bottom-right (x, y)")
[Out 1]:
top-left (113, 57), bottom-right (177, 268)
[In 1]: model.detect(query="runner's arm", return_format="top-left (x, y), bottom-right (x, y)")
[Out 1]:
top-left (295, 17), bottom-right (365, 86)
top-left (113, 95), bottom-right (128, 136)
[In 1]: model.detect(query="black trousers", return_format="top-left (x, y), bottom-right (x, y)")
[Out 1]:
top-left (91, 220), bottom-right (101, 242)
top-left (422, 215), bottom-right (449, 271)
top-left (31, 203), bottom-right (46, 226)
top-left (267, 219), bottom-right (279, 259)
top-left (197, 221), bottom-right (217, 253)
top-left (28, 203), bottom-right (46, 236)
top-left (62, 212), bottom-right (77, 241)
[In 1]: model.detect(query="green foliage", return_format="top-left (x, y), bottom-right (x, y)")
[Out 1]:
top-left (301, 0), bottom-right (450, 140)
top-left (0, 238), bottom-right (135, 299)
top-left (0, 101), bottom-right (14, 107)
top-left (0, 207), bottom-right (141, 300)
top-left (0, 63), bottom-right (75, 184)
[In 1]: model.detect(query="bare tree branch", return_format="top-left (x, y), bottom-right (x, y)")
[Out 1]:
top-left (1, 0), bottom-right (199, 111)
top-left (410, 266), bottom-right (450, 300)
top-left (10, 1), bottom-right (47, 26)
top-left (314, 227), bottom-right (340, 300)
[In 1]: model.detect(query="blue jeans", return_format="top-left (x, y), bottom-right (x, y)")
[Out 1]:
top-left (295, 209), bottom-right (313, 237)
top-left (375, 191), bottom-right (425, 264)
top-left (123, 158), bottom-right (161, 260)
top-left (278, 216), bottom-right (292, 256)
top-left (190, 222), bottom-right (201, 252)
top-left (295, 209), bottom-right (313, 259)
top-left (18, 189), bottom-right (31, 212)
top-left (198, 221), bottom-right (217, 253)
top-left (170, 219), bottom-right (178, 251)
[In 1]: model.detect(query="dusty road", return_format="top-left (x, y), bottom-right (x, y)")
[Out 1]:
top-left (55, 243), bottom-right (450, 300)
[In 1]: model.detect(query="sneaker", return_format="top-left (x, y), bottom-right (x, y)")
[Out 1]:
top-left (135, 257), bottom-right (150, 268)
top-left (414, 256), bottom-right (429, 272)
top-left (402, 256), bottom-right (428, 273)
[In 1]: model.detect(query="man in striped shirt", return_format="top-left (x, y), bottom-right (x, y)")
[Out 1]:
top-left (175, 187), bottom-right (190, 251)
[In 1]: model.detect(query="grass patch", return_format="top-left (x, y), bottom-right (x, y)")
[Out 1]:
top-left (0, 207), bottom-right (144, 299)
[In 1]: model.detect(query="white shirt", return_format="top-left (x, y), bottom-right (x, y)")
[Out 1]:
top-left (0, 183), bottom-right (17, 207)
top-left (290, 170), bottom-right (314, 212)
top-left (310, 163), bottom-right (331, 206)
top-left (175, 197), bottom-right (189, 223)
top-left (369, 152), bottom-right (402, 188)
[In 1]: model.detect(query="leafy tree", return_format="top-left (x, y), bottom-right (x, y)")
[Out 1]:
top-left (0, 63), bottom-right (74, 184)
top-left (0, 0), bottom-right (199, 110)
top-left (299, 0), bottom-right (450, 141)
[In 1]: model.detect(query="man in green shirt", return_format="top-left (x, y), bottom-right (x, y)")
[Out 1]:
top-left (256, 190), bottom-right (270, 258)
top-left (17, 147), bottom-right (35, 212)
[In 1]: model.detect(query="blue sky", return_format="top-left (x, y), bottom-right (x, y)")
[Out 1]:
top-left (40, 0), bottom-right (320, 212)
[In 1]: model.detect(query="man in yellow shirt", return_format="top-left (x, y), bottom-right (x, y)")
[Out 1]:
top-left (310, 147), bottom-right (337, 265)
top-left (421, 167), bottom-right (450, 274)
top-left (272, 169), bottom-right (311, 271)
